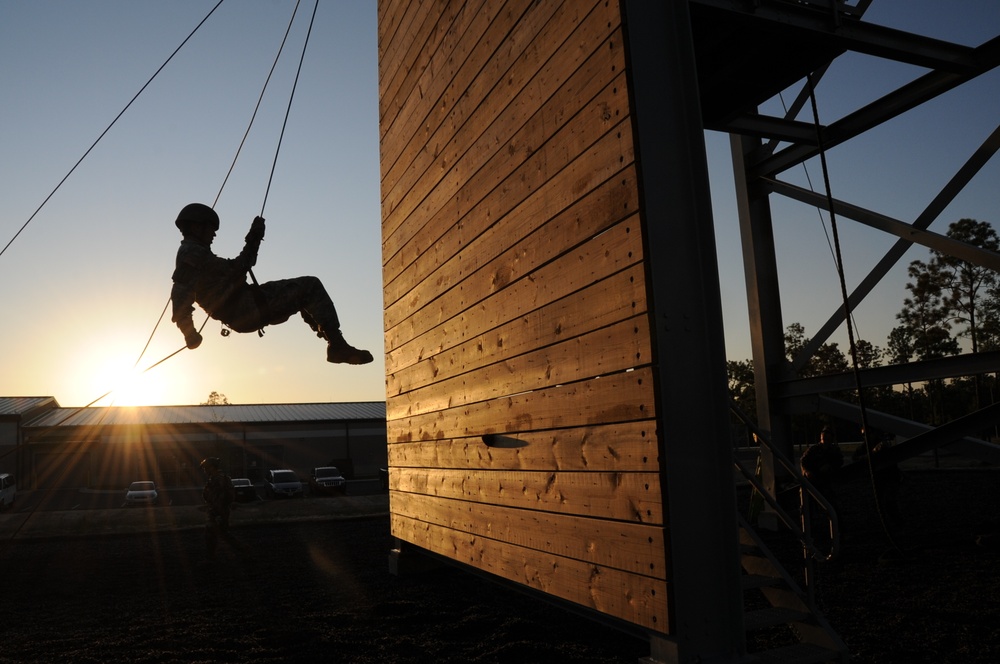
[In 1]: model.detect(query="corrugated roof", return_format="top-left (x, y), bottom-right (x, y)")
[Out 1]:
top-left (0, 396), bottom-right (58, 417)
top-left (24, 401), bottom-right (386, 429)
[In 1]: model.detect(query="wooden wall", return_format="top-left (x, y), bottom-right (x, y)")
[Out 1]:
top-left (379, 0), bottom-right (669, 634)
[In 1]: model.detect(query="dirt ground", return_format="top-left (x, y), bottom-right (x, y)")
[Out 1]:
top-left (1, 468), bottom-right (998, 663)
top-left (794, 467), bottom-right (1000, 663)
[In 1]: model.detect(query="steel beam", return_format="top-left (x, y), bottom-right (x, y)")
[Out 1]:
top-left (623, 0), bottom-right (744, 659)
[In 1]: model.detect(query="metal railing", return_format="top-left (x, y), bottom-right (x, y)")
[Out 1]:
top-left (730, 399), bottom-right (842, 565)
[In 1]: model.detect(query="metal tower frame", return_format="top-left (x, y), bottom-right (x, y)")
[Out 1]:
top-left (690, 0), bottom-right (1000, 497)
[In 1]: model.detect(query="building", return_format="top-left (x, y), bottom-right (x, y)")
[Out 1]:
top-left (0, 398), bottom-right (386, 490)
top-left (0, 396), bottom-right (57, 485)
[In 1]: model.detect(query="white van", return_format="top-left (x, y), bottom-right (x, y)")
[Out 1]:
top-left (0, 473), bottom-right (16, 508)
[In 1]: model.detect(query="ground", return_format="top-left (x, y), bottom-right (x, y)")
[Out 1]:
top-left (803, 467), bottom-right (1000, 663)
top-left (0, 468), bottom-right (997, 663)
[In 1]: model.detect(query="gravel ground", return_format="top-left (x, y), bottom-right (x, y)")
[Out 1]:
top-left (804, 468), bottom-right (1000, 663)
top-left (0, 515), bottom-right (647, 664)
top-left (1, 468), bottom-right (997, 663)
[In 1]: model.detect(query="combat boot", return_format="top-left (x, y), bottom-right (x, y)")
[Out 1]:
top-left (326, 331), bottom-right (374, 365)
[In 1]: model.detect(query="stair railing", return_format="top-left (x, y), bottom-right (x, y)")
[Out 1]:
top-left (730, 399), bottom-right (841, 565)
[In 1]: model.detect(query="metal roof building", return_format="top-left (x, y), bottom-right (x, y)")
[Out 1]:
top-left (24, 402), bottom-right (386, 428)
top-left (0, 396), bottom-right (58, 418)
top-left (4, 398), bottom-right (387, 491)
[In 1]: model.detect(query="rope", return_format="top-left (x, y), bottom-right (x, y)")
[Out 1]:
top-left (1, 7), bottom-right (323, 548)
top-left (260, 0), bottom-right (320, 217)
top-left (0, 0), bottom-right (226, 261)
top-left (778, 88), bottom-right (868, 346)
top-left (238, 0), bottom-right (318, 338)
top-left (806, 73), bottom-right (902, 554)
top-left (213, 0), bottom-right (304, 209)
top-left (5, 0), bottom-right (319, 454)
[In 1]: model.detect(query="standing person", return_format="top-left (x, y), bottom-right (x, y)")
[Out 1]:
top-left (200, 457), bottom-right (235, 559)
top-left (800, 425), bottom-right (844, 506)
top-left (170, 203), bottom-right (373, 365)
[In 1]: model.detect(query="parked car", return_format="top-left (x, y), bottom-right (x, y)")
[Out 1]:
top-left (0, 473), bottom-right (16, 509)
top-left (231, 478), bottom-right (258, 502)
top-left (124, 481), bottom-right (158, 506)
top-left (265, 469), bottom-right (303, 498)
top-left (309, 466), bottom-right (347, 495)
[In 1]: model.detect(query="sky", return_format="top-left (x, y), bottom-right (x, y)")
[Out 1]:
top-left (0, 1), bottom-right (998, 408)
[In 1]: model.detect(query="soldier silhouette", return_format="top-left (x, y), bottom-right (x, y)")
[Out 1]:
top-left (200, 456), bottom-right (234, 559)
top-left (170, 203), bottom-right (373, 364)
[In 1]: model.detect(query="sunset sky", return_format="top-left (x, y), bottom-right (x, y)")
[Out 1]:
top-left (1, 1), bottom-right (998, 407)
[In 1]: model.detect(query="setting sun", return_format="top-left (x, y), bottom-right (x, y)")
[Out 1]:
top-left (87, 353), bottom-right (169, 407)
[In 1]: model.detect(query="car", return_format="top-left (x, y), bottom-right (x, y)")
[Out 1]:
top-left (124, 481), bottom-right (158, 506)
top-left (0, 473), bottom-right (16, 509)
top-left (265, 469), bottom-right (303, 498)
top-left (231, 477), bottom-right (258, 502)
top-left (309, 466), bottom-right (347, 495)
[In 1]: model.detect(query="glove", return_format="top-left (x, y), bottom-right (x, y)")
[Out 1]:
top-left (184, 330), bottom-right (203, 350)
top-left (179, 319), bottom-right (203, 349)
top-left (246, 216), bottom-right (265, 243)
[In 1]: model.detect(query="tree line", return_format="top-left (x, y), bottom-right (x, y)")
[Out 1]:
top-left (728, 218), bottom-right (1000, 444)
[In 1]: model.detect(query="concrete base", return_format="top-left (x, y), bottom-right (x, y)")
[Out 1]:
top-left (388, 539), bottom-right (446, 576)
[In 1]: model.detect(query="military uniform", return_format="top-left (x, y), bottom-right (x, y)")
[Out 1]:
top-left (201, 458), bottom-right (235, 559)
top-left (203, 471), bottom-right (235, 531)
top-left (169, 203), bottom-right (371, 364)
top-left (800, 434), bottom-right (843, 502)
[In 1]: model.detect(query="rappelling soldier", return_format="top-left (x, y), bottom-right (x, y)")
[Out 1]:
top-left (200, 456), bottom-right (235, 559)
top-left (170, 203), bottom-right (373, 364)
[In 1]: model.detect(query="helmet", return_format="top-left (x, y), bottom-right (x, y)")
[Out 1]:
top-left (200, 457), bottom-right (222, 472)
top-left (175, 203), bottom-right (220, 232)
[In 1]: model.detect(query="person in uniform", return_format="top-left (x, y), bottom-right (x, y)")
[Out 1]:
top-left (800, 425), bottom-right (844, 505)
top-left (200, 456), bottom-right (235, 559)
top-left (170, 203), bottom-right (373, 365)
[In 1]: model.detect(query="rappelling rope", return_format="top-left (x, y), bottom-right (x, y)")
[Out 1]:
top-left (216, 0), bottom-right (317, 338)
top-left (0, 0), bottom-right (226, 261)
top-left (213, 0), bottom-right (304, 209)
top-left (806, 72), bottom-right (903, 555)
top-left (259, 0), bottom-right (320, 218)
top-left (158, 0), bottom-right (314, 344)
top-left (2, 4), bottom-right (324, 546)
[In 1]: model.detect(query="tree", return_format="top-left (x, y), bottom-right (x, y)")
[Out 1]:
top-left (727, 358), bottom-right (757, 445)
top-left (784, 322), bottom-right (848, 377)
top-left (897, 259), bottom-right (960, 361)
top-left (852, 339), bottom-right (883, 370)
top-left (897, 258), bottom-right (961, 425)
top-left (201, 391), bottom-right (230, 405)
top-left (887, 324), bottom-right (919, 420)
top-left (903, 219), bottom-right (998, 411)
top-left (935, 219), bottom-right (999, 356)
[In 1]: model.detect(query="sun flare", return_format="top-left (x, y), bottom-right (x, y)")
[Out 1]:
top-left (71, 345), bottom-right (171, 408)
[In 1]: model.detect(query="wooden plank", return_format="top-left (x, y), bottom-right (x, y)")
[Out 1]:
top-left (388, 365), bottom-right (656, 441)
top-left (390, 467), bottom-right (662, 523)
top-left (385, 205), bottom-right (643, 366)
top-left (382, 0), bottom-right (574, 209)
top-left (387, 315), bottom-right (651, 419)
top-left (379, 0), bottom-right (492, 162)
top-left (377, 0), bottom-right (421, 96)
top-left (391, 492), bottom-right (667, 577)
top-left (391, 513), bottom-right (669, 632)
top-left (378, 2), bottom-right (454, 127)
top-left (382, 0), bottom-right (612, 247)
top-left (384, 151), bottom-right (638, 331)
top-left (386, 213), bottom-right (645, 383)
top-left (380, 0), bottom-right (527, 197)
top-left (386, 211), bottom-right (642, 361)
top-left (386, 259), bottom-right (647, 380)
top-left (384, 108), bottom-right (635, 318)
top-left (386, 420), bottom-right (660, 472)
top-left (383, 22), bottom-right (629, 284)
